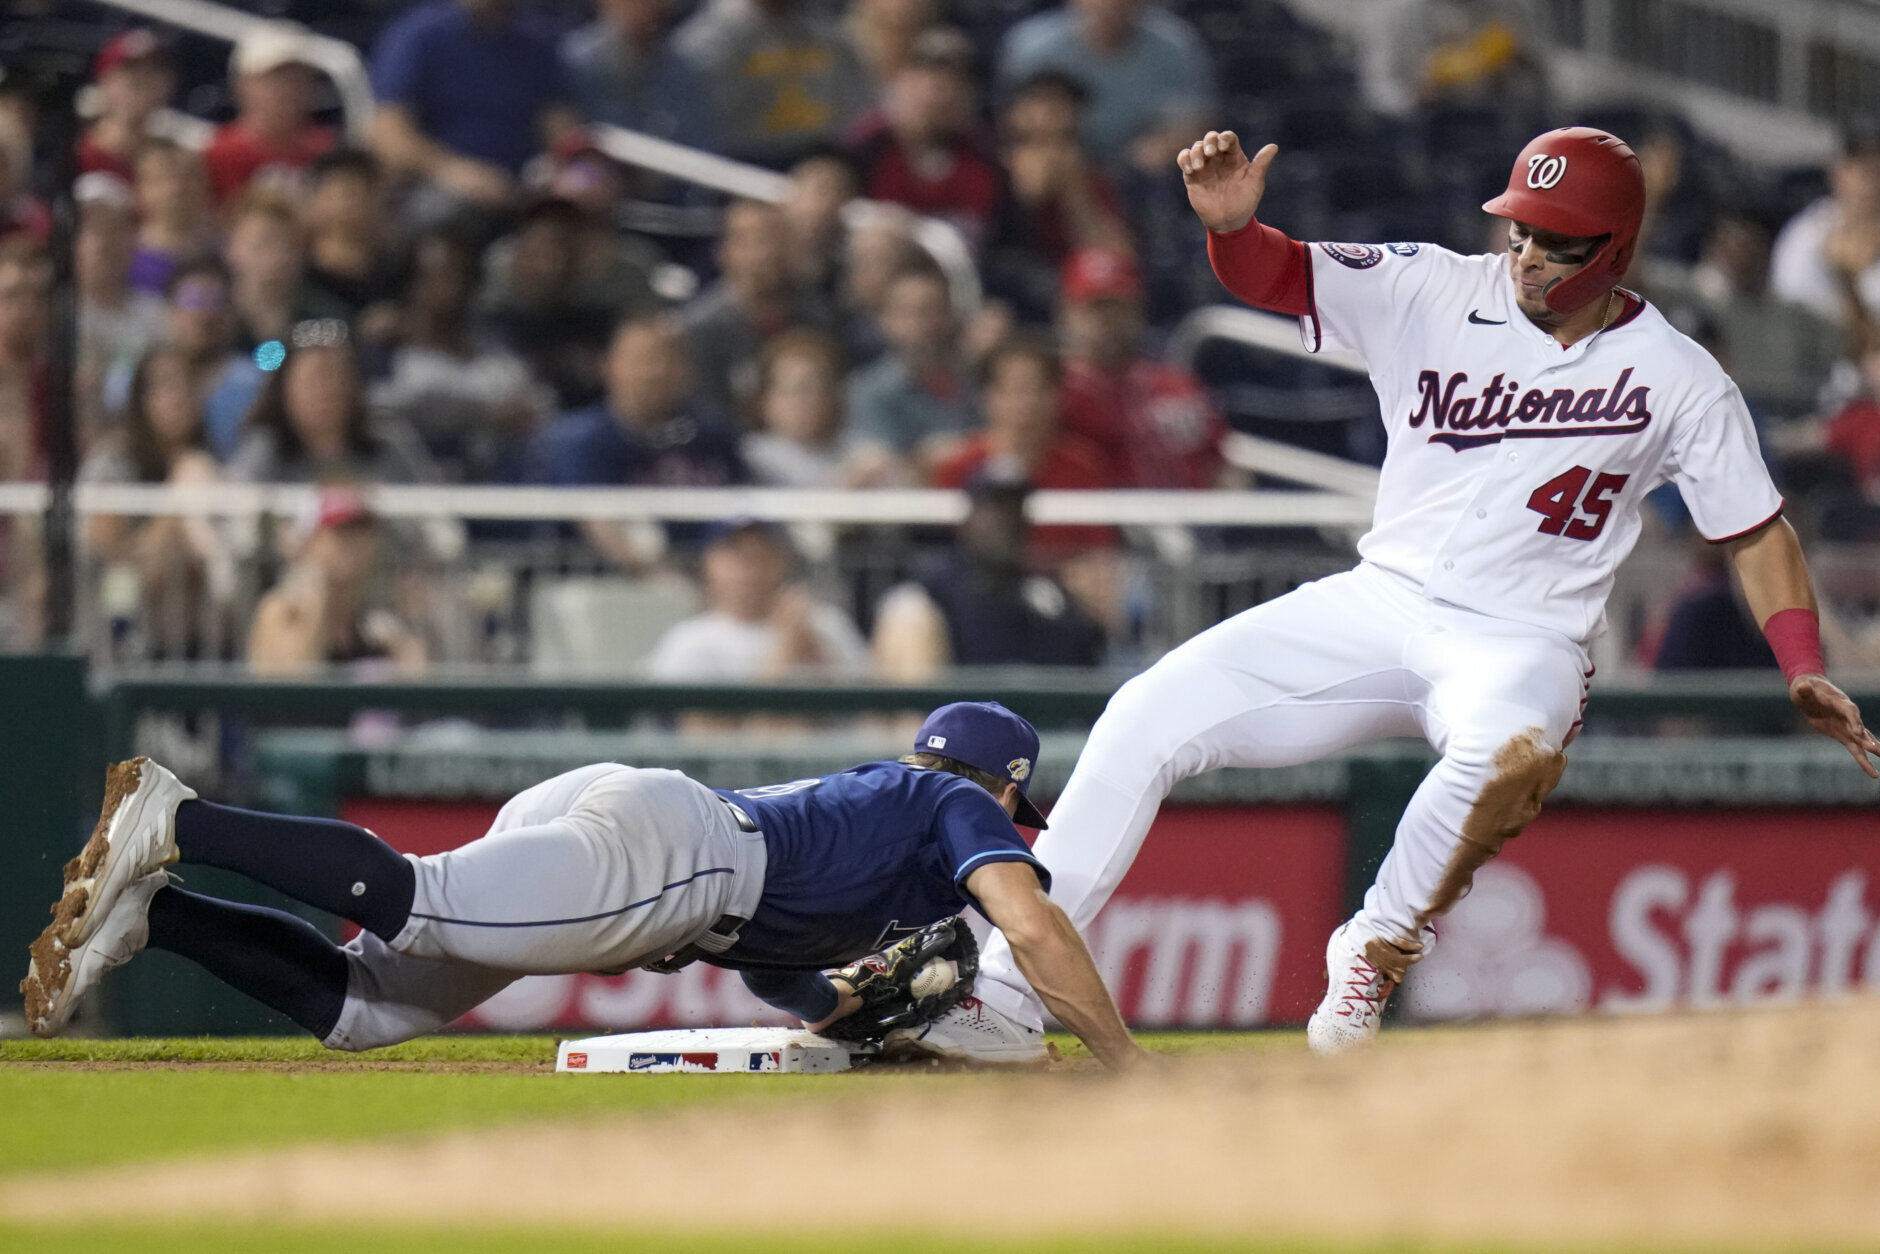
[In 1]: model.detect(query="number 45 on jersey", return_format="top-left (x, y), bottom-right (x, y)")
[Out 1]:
top-left (1527, 465), bottom-right (1630, 541)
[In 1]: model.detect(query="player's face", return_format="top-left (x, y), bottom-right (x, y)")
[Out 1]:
top-left (1504, 221), bottom-right (1601, 321)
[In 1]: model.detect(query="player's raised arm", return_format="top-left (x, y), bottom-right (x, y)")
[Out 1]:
top-left (1177, 130), bottom-right (1278, 234)
top-left (965, 860), bottom-right (1147, 1071)
top-left (1724, 517), bottom-right (1880, 777)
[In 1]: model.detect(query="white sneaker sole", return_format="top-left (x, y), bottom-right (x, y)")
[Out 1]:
top-left (22, 870), bottom-right (169, 1037)
top-left (19, 759), bottom-right (188, 1035)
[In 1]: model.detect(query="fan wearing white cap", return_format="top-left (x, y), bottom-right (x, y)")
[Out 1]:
top-left (203, 23), bottom-right (338, 206)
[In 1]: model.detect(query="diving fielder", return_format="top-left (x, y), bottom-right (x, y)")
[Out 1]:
top-left (23, 702), bottom-right (1147, 1070)
top-left (908, 126), bottom-right (1880, 1061)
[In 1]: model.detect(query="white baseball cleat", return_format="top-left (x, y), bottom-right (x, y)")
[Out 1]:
top-left (1306, 922), bottom-right (1431, 1056)
top-left (886, 995), bottom-right (1048, 1064)
top-left (21, 869), bottom-right (171, 1037)
top-left (50, 758), bottom-right (194, 953)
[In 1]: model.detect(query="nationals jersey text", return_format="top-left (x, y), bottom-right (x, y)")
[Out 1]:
top-left (1300, 241), bottom-right (1781, 642)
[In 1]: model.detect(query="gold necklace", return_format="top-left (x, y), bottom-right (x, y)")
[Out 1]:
top-left (1599, 289), bottom-right (1618, 330)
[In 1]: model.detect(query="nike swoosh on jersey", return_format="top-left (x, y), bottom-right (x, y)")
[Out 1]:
top-left (1467, 310), bottom-right (1506, 325)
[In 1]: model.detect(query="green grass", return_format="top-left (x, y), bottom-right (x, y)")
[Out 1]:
top-left (0, 1033), bottom-right (1300, 1178)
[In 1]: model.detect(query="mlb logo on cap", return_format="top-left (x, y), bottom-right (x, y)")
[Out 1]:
top-left (912, 702), bottom-right (1049, 829)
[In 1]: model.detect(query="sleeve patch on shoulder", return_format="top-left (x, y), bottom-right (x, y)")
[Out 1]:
top-left (1386, 242), bottom-right (1420, 257)
top-left (1319, 242), bottom-right (1384, 269)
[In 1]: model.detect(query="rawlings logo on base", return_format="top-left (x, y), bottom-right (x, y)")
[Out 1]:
top-left (564, 1052), bottom-right (588, 1069)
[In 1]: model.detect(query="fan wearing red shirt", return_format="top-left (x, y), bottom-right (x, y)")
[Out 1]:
top-left (1056, 246), bottom-right (1233, 489)
top-left (847, 27), bottom-right (1002, 249)
top-left (203, 26), bottom-right (338, 208)
top-left (932, 334), bottom-right (1117, 554)
top-left (77, 29), bottom-right (177, 184)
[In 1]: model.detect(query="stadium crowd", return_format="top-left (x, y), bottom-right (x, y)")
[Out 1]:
top-left (0, 0), bottom-right (1877, 678)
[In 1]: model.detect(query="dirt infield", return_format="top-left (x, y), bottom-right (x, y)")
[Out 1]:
top-left (7, 1000), bottom-right (1880, 1248)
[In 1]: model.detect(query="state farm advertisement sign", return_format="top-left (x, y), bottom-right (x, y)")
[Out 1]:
top-left (1404, 808), bottom-right (1880, 1021)
top-left (340, 799), bottom-right (1347, 1031)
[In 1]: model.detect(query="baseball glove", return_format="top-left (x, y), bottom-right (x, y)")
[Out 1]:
top-left (819, 917), bottom-right (979, 1044)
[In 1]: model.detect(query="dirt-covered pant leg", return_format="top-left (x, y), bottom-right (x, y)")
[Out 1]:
top-left (1347, 622), bottom-right (1587, 978)
top-left (973, 565), bottom-right (1427, 1028)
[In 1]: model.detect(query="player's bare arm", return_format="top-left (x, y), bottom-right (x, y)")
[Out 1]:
top-left (1724, 518), bottom-right (1880, 777)
top-left (1176, 130), bottom-right (1278, 234)
top-left (965, 859), bottom-right (1147, 1071)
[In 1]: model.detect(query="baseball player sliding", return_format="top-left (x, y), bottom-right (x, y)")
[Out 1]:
top-left (910, 125), bottom-right (1880, 1061)
top-left (23, 702), bottom-right (1148, 1070)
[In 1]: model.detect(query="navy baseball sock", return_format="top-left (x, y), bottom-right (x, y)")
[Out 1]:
top-left (173, 800), bottom-right (415, 942)
top-left (146, 885), bottom-right (349, 1040)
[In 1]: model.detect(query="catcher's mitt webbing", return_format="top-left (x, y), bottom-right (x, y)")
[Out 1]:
top-left (820, 917), bottom-right (979, 1043)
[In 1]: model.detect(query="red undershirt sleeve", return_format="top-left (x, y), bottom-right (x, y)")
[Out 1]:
top-left (1206, 218), bottom-right (1312, 318)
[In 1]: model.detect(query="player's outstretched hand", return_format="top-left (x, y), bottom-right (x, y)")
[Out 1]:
top-left (1176, 131), bottom-right (1277, 235)
top-left (1791, 674), bottom-right (1880, 778)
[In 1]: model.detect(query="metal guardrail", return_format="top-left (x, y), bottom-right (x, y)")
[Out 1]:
top-left (0, 481), bottom-right (1377, 529)
top-left (89, 0), bottom-right (374, 145)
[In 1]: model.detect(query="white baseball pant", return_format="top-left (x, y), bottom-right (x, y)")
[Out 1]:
top-left (325, 764), bottom-right (766, 1051)
top-left (973, 561), bottom-right (1590, 1029)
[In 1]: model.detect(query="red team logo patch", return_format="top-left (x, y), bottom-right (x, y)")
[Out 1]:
top-left (1320, 242), bottom-right (1383, 269)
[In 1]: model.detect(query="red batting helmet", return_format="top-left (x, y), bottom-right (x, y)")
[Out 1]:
top-left (1482, 126), bottom-right (1644, 314)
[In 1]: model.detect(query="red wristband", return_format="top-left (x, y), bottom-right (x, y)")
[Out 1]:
top-left (1763, 608), bottom-right (1825, 685)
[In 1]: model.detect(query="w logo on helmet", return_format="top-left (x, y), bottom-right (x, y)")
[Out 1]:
top-left (1526, 154), bottom-right (1568, 190)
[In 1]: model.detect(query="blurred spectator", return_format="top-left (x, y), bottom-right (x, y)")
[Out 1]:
top-left (128, 140), bottom-right (214, 296)
top-left (679, 198), bottom-right (833, 416)
top-left (1651, 544), bottom-right (1777, 672)
top-left (1775, 341), bottom-right (1880, 506)
top-left (782, 149), bottom-right (858, 301)
top-left (848, 27), bottom-right (1001, 248)
top-left (530, 315), bottom-right (744, 564)
top-left (370, 229), bottom-right (547, 483)
top-left (249, 486), bottom-right (428, 675)
top-left (846, 0), bottom-right (937, 93)
top-left (985, 69), bottom-right (1128, 319)
top-left (77, 29), bottom-right (176, 183)
top-left (0, 240), bottom-right (50, 481)
top-left (845, 262), bottom-right (977, 484)
top-left (562, 0), bottom-right (714, 148)
top-left (1057, 246), bottom-right (1230, 488)
top-left (932, 335), bottom-right (1114, 522)
top-left (872, 476), bottom-right (1106, 677)
top-left (75, 173), bottom-right (166, 436)
top-left (80, 345), bottom-right (229, 660)
top-left (0, 242), bottom-right (48, 642)
top-left (645, 519), bottom-right (869, 680)
top-left (481, 195), bottom-right (657, 407)
top-left (932, 335), bottom-right (1107, 487)
top-left (836, 207), bottom-right (921, 364)
top-left (0, 109), bottom-right (49, 250)
top-left (1355, 0), bottom-right (1539, 119)
top-left (369, 0), bottom-right (578, 214)
top-left (673, 0), bottom-right (871, 166)
top-left (161, 261), bottom-right (265, 461)
top-left (231, 322), bottom-right (436, 484)
top-left (1645, 213), bottom-right (1841, 418)
top-left (302, 150), bottom-right (408, 334)
top-left (997, 0), bottom-right (1216, 175)
top-left (223, 190), bottom-right (348, 351)
top-left (203, 25), bottom-right (339, 208)
top-left (742, 329), bottom-right (849, 487)
top-left (1771, 125), bottom-right (1880, 328)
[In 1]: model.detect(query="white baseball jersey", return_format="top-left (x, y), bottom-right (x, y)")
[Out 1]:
top-left (1300, 242), bottom-right (1782, 643)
